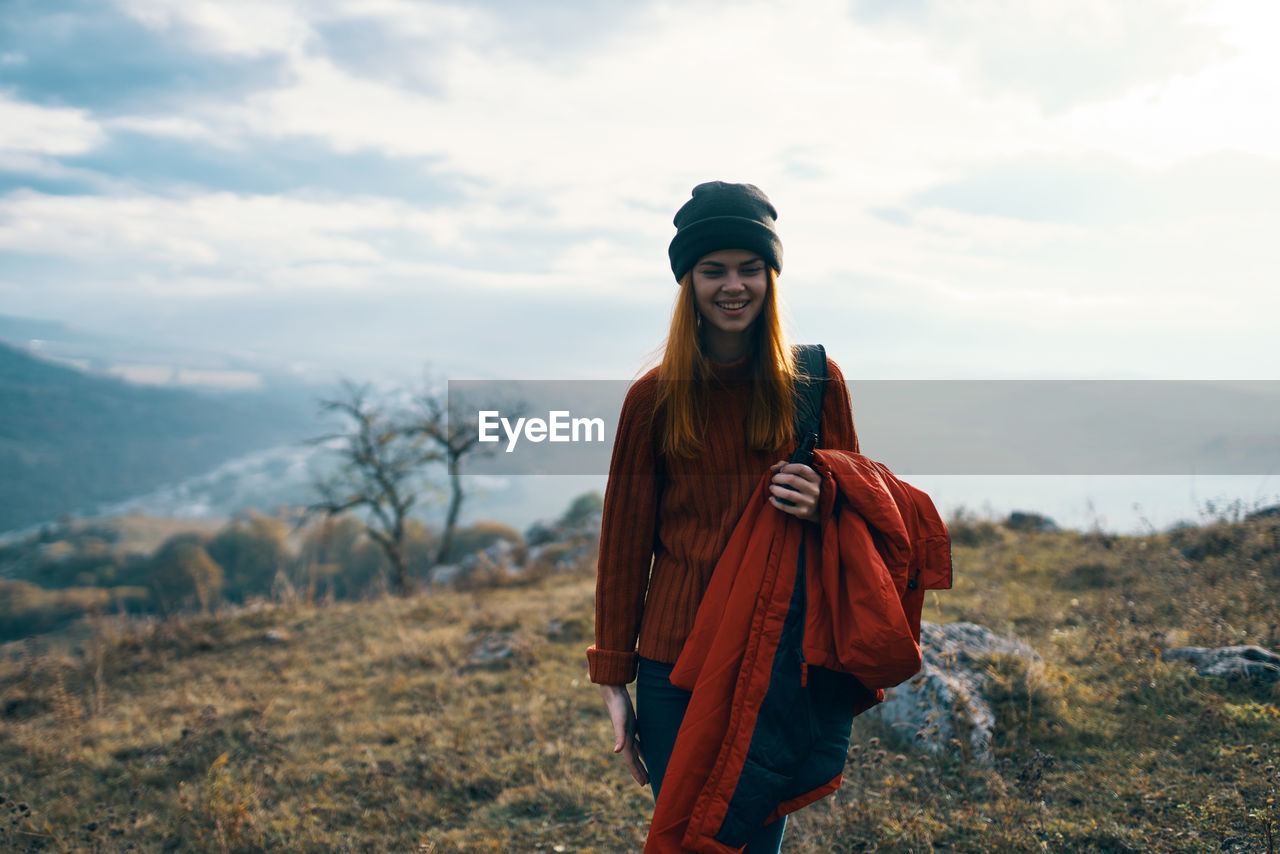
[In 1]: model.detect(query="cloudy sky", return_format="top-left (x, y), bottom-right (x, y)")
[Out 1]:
top-left (2, 0), bottom-right (1277, 525)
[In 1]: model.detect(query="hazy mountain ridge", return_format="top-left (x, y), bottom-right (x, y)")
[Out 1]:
top-left (0, 312), bottom-right (347, 391)
top-left (0, 340), bottom-right (322, 532)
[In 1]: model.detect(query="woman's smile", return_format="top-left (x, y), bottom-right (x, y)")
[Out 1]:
top-left (691, 248), bottom-right (769, 360)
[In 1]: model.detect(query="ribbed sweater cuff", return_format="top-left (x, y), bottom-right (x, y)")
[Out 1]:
top-left (586, 646), bottom-right (637, 685)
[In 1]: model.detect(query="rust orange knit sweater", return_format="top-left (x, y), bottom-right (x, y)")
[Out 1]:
top-left (586, 353), bottom-right (859, 685)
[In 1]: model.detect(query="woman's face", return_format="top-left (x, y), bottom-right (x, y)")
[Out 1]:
top-left (691, 249), bottom-right (768, 347)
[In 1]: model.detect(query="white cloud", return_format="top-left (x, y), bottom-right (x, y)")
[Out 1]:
top-left (0, 190), bottom-right (459, 285)
top-left (0, 184), bottom-right (665, 303)
top-left (0, 151), bottom-right (126, 193)
top-left (849, 0), bottom-right (1228, 111)
top-left (101, 0), bottom-right (1267, 217)
top-left (105, 115), bottom-right (222, 144)
top-left (155, 0), bottom-right (1048, 253)
top-left (1053, 40), bottom-right (1280, 165)
top-left (113, 0), bottom-right (313, 57)
top-left (322, 0), bottom-right (477, 41)
top-left (0, 92), bottom-right (105, 156)
top-left (5, 0), bottom-right (1278, 380)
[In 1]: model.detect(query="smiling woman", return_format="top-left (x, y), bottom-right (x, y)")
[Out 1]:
top-left (690, 249), bottom-right (768, 361)
top-left (586, 181), bottom-right (864, 853)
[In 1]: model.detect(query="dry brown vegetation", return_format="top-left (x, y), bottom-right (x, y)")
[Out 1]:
top-left (0, 509), bottom-right (552, 643)
top-left (2, 504), bottom-right (1279, 852)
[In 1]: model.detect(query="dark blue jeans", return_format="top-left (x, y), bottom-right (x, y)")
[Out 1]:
top-left (635, 656), bottom-right (788, 853)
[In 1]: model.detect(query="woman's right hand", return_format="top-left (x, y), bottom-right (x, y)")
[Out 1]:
top-left (599, 683), bottom-right (649, 787)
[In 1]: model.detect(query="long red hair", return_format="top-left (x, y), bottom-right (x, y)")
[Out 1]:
top-left (653, 267), bottom-right (802, 458)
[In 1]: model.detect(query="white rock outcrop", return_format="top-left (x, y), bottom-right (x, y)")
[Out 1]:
top-left (1163, 645), bottom-right (1280, 682)
top-left (862, 621), bottom-right (1042, 763)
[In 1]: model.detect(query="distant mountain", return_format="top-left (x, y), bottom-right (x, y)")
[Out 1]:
top-left (0, 340), bottom-right (323, 532)
top-left (0, 314), bottom-right (96, 343)
top-left (0, 312), bottom-right (310, 390)
top-left (86, 442), bottom-right (603, 540)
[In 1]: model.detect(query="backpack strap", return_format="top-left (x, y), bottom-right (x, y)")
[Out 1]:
top-left (789, 344), bottom-right (828, 465)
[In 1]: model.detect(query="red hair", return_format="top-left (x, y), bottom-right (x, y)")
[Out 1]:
top-left (653, 267), bottom-right (801, 458)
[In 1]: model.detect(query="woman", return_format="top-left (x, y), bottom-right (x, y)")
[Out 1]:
top-left (587, 181), bottom-right (861, 852)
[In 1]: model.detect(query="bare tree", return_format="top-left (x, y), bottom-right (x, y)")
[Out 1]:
top-left (406, 382), bottom-right (512, 568)
top-left (302, 380), bottom-right (440, 594)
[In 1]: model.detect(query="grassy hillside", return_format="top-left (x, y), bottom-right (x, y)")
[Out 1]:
top-left (0, 341), bottom-right (317, 533)
top-left (2, 509), bottom-right (1278, 852)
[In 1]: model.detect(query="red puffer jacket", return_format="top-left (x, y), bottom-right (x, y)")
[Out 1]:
top-left (645, 449), bottom-right (952, 853)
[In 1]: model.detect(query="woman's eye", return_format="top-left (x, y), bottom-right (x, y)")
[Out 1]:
top-left (742, 267), bottom-right (763, 276)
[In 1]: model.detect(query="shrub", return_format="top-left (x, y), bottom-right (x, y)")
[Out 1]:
top-left (558, 491), bottom-right (603, 527)
top-left (295, 515), bottom-right (390, 599)
top-left (947, 507), bottom-right (1003, 548)
top-left (206, 513), bottom-right (290, 603)
top-left (1053, 561), bottom-right (1116, 590)
top-left (1005, 510), bottom-right (1059, 533)
top-left (0, 579), bottom-right (111, 640)
top-left (148, 535), bottom-right (224, 615)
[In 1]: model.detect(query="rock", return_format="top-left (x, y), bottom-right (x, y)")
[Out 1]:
top-left (459, 539), bottom-right (514, 572)
top-left (428, 563), bottom-right (462, 585)
top-left (523, 512), bottom-right (601, 549)
top-left (862, 621), bottom-right (1042, 763)
top-left (435, 510), bottom-right (602, 587)
top-left (466, 635), bottom-right (515, 667)
top-left (521, 512), bottom-right (599, 576)
top-left (431, 540), bottom-right (515, 586)
top-left (526, 539), bottom-right (595, 574)
top-left (1163, 645), bottom-right (1280, 682)
top-left (262, 629), bottom-right (287, 644)
top-left (463, 629), bottom-right (531, 670)
top-left (573, 511), bottom-right (602, 540)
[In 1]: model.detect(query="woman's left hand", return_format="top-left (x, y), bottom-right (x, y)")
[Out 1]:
top-left (768, 461), bottom-right (822, 523)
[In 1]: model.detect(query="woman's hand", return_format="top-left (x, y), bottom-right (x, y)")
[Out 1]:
top-left (768, 461), bottom-right (822, 523)
top-left (599, 683), bottom-right (649, 786)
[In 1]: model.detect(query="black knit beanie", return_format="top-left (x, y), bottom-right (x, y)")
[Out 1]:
top-left (667, 181), bottom-right (783, 282)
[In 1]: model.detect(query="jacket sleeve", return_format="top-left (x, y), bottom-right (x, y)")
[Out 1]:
top-left (587, 370), bottom-right (663, 685)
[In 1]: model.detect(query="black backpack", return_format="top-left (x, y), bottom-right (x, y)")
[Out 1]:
top-left (789, 343), bottom-right (828, 467)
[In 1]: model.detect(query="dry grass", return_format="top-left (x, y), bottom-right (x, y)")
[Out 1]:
top-left (2, 510), bottom-right (1279, 852)
top-left (1, 562), bottom-right (651, 853)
